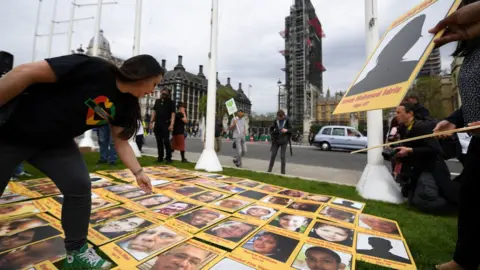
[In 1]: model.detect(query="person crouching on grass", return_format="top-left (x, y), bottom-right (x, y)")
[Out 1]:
top-left (171, 102), bottom-right (189, 162)
top-left (0, 53), bottom-right (162, 269)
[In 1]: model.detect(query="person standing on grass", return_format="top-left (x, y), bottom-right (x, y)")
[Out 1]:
top-left (429, 1), bottom-right (480, 269)
top-left (171, 102), bottom-right (189, 163)
top-left (0, 53), bottom-right (162, 269)
top-left (96, 122), bottom-right (117, 166)
top-left (229, 109), bottom-right (247, 167)
top-left (149, 88), bottom-right (175, 164)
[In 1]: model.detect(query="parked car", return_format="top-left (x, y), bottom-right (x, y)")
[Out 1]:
top-left (313, 125), bottom-right (368, 151)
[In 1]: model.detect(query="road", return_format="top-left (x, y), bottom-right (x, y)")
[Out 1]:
top-left (143, 136), bottom-right (464, 175)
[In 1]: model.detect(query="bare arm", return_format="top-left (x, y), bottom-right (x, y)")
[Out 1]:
top-left (170, 112), bottom-right (175, 126)
top-left (112, 125), bottom-right (152, 192)
top-left (0, 61), bottom-right (56, 106)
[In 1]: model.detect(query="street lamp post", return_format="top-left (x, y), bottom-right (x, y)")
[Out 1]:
top-left (195, 0), bottom-right (222, 172)
top-left (356, 0), bottom-right (403, 203)
top-left (32, 0), bottom-right (43, 61)
top-left (47, 0), bottom-right (59, 57)
top-left (277, 79), bottom-right (282, 111)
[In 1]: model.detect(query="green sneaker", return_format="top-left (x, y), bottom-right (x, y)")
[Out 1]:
top-left (62, 244), bottom-right (112, 270)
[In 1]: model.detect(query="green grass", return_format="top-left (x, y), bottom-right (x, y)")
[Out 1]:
top-left (19, 152), bottom-right (457, 270)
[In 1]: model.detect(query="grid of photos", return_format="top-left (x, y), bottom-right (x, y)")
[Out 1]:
top-left (1, 165), bottom-right (417, 269)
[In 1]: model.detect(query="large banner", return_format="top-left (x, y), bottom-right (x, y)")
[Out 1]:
top-left (333, 0), bottom-right (461, 115)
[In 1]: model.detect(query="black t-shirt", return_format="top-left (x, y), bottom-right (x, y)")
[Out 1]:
top-left (0, 54), bottom-right (130, 145)
top-left (172, 112), bottom-right (185, 135)
top-left (153, 98), bottom-right (175, 127)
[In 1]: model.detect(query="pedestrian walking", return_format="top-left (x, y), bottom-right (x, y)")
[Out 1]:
top-left (229, 110), bottom-right (247, 167)
top-left (214, 117), bottom-right (224, 153)
top-left (0, 53), bottom-right (162, 269)
top-left (429, 1), bottom-right (480, 269)
top-left (171, 102), bottom-right (188, 162)
top-left (11, 163), bottom-right (32, 181)
top-left (149, 88), bottom-right (175, 164)
top-left (267, 110), bottom-right (292, 174)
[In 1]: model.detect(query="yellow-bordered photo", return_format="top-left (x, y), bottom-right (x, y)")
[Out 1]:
top-left (234, 203), bottom-right (280, 223)
top-left (167, 207), bottom-right (228, 234)
top-left (209, 196), bottom-right (254, 214)
top-left (191, 178), bottom-right (231, 191)
top-left (236, 189), bottom-right (269, 201)
top-left (100, 223), bottom-right (191, 266)
top-left (0, 213), bottom-right (58, 236)
top-left (303, 193), bottom-right (334, 204)
top-left (285, 200), bottom-right (324, 217)
top-left (356, 231), bottom-right (416, 269)
top-left (0, 200), bottom-right (47, 221)
top-left (89, 204), bottom-right (144, 226)
top-left (260, 194), bottom-right (294, 208)
top-left (131, 194), bottom-right (174, 210)
top-left (265, 210), bottom-right (315, 239)
top-left (136, 239), bottom-right (227, 270)
top-left (0, 236), bottom-right (66, 270)
top-left (150, 199), bottom-right (200, 221)
top-left (88, 213), bottom-right (157, 246)
top-left (277, 189), bottom-right (307, 199)
top-left (287, 239), bottom-right (356, 270)
top-left (357, 213), bottom-right (404, 239)
top-left (232, 228), bottom-right (301, 269)
top-left (329, 197), bottom-right (366, 213)
top-left (318, 205), bottom-right (358, 227)
top-left (305, 219), bottom-right (357, 253)
top-left (254, 184), bottom-right (284, 194)
top-left (196, 217), bottom-right (261, 250)
top-left (235, 179), bottom-right (262, 189)
top-left (188, 190), bottom-right (230, 204)
top-left (207, 253), bottom-right (257, 269)
top-left (0, 224), bottom-right (63, 253)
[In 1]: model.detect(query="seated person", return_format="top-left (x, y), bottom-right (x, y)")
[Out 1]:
top-left (394, 102), bottom-right (459, 214)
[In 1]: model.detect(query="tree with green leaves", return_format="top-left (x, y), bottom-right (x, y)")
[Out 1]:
top-left (409, 76), bottom-right (444, 119)
top-left (198, 85), bottom-right (237, 119)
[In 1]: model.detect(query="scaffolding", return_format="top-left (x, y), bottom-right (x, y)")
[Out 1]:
top-left (282, 0), bottom-right (324, 126)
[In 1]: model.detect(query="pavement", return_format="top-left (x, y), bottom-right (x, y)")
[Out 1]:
top-left (140, 135), bottom-right (464, 187)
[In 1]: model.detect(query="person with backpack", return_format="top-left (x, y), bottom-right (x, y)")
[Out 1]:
top-left (394, 102), bottom-right (460, 214)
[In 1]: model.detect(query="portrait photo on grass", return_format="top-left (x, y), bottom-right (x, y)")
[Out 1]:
top-left (290, 242), bottom-right (354, 270)
top-left (268, 213), bottom-right (312, 234)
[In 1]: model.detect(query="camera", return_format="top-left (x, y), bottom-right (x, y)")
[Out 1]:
top-left (382, 148), bottom-right (399, 161)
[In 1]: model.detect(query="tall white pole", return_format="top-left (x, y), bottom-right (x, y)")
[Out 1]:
top-left (32, 0), bottom-right (43, 61)
top-left (67, 0), bottom-right (76, 54)
top-left (133, 0), bottom-right (142, 56)
top-left (129, 0), bottom-right (143, 157)
top-left (195, 0), bottom-right (222, 172)
top-left (356, 0), bottom-right (403, 203)
top-left (79, 0), bottom-right (103, 152)
top-left (47, 0), bottom-right (58, 57)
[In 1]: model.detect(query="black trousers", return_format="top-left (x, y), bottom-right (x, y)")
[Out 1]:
top-left (454, 137), bottom-right (480, 269)
top-left (0, 139), bottom-right (91, 252)
top-left (155, 123), bottom-right (172, 161)
top-left (268, 142), bottom-right (287, 174)
top-left (136, 134), bottom-right (144, 152)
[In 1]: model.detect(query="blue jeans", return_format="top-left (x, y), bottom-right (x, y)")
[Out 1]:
top-left (97, 125), bottom-right (117, 163)
top-left (14, 163), bottom-right (24, 176)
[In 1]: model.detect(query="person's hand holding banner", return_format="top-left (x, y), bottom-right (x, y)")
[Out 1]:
top-left (433, 120), bottom-right (457, 138)
top-left (429, 1), bottom-right (480, 47)
top-left (395, 146), bottom-right (412, 158)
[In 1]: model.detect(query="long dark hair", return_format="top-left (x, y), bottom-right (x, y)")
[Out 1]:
top-left (452, 0), bottom-right (480, 56)
top-left (110, 55), bottom-right (164, 140)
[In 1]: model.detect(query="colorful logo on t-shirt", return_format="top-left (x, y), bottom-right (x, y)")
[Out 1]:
top-left (85, 96), bottom-right (116, 126)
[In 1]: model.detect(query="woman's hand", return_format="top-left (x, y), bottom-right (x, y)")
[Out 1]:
top-left (433, 120), bottom-right (456, 138)
top-left (135, 171), bottom-right (152, 193)
top-left (395, 147), bottom-right (412, 158)
top-left (429, 1), bottom-right (480, 47)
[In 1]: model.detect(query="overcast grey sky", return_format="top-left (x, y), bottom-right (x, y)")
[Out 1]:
top-left (0, 0), bottom-right (456, 113)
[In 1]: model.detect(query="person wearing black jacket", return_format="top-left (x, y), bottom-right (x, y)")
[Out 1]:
top-left (394, 103), bottom-right (459, 213)
top-left (267, 110), bottom-right (292, 175)
top-left (407, 95), bottom-right (430, 119)
top-left (430, 0), bottom-right (480, 268)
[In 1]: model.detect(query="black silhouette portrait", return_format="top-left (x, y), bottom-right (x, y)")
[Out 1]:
top-left (357, 236), bottom-right (411, 264)
top-left (346, 14), bottom-right (426, 97)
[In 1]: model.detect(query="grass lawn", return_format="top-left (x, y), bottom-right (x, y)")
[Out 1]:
top-left (18, 152), bottom-right (457, 270)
